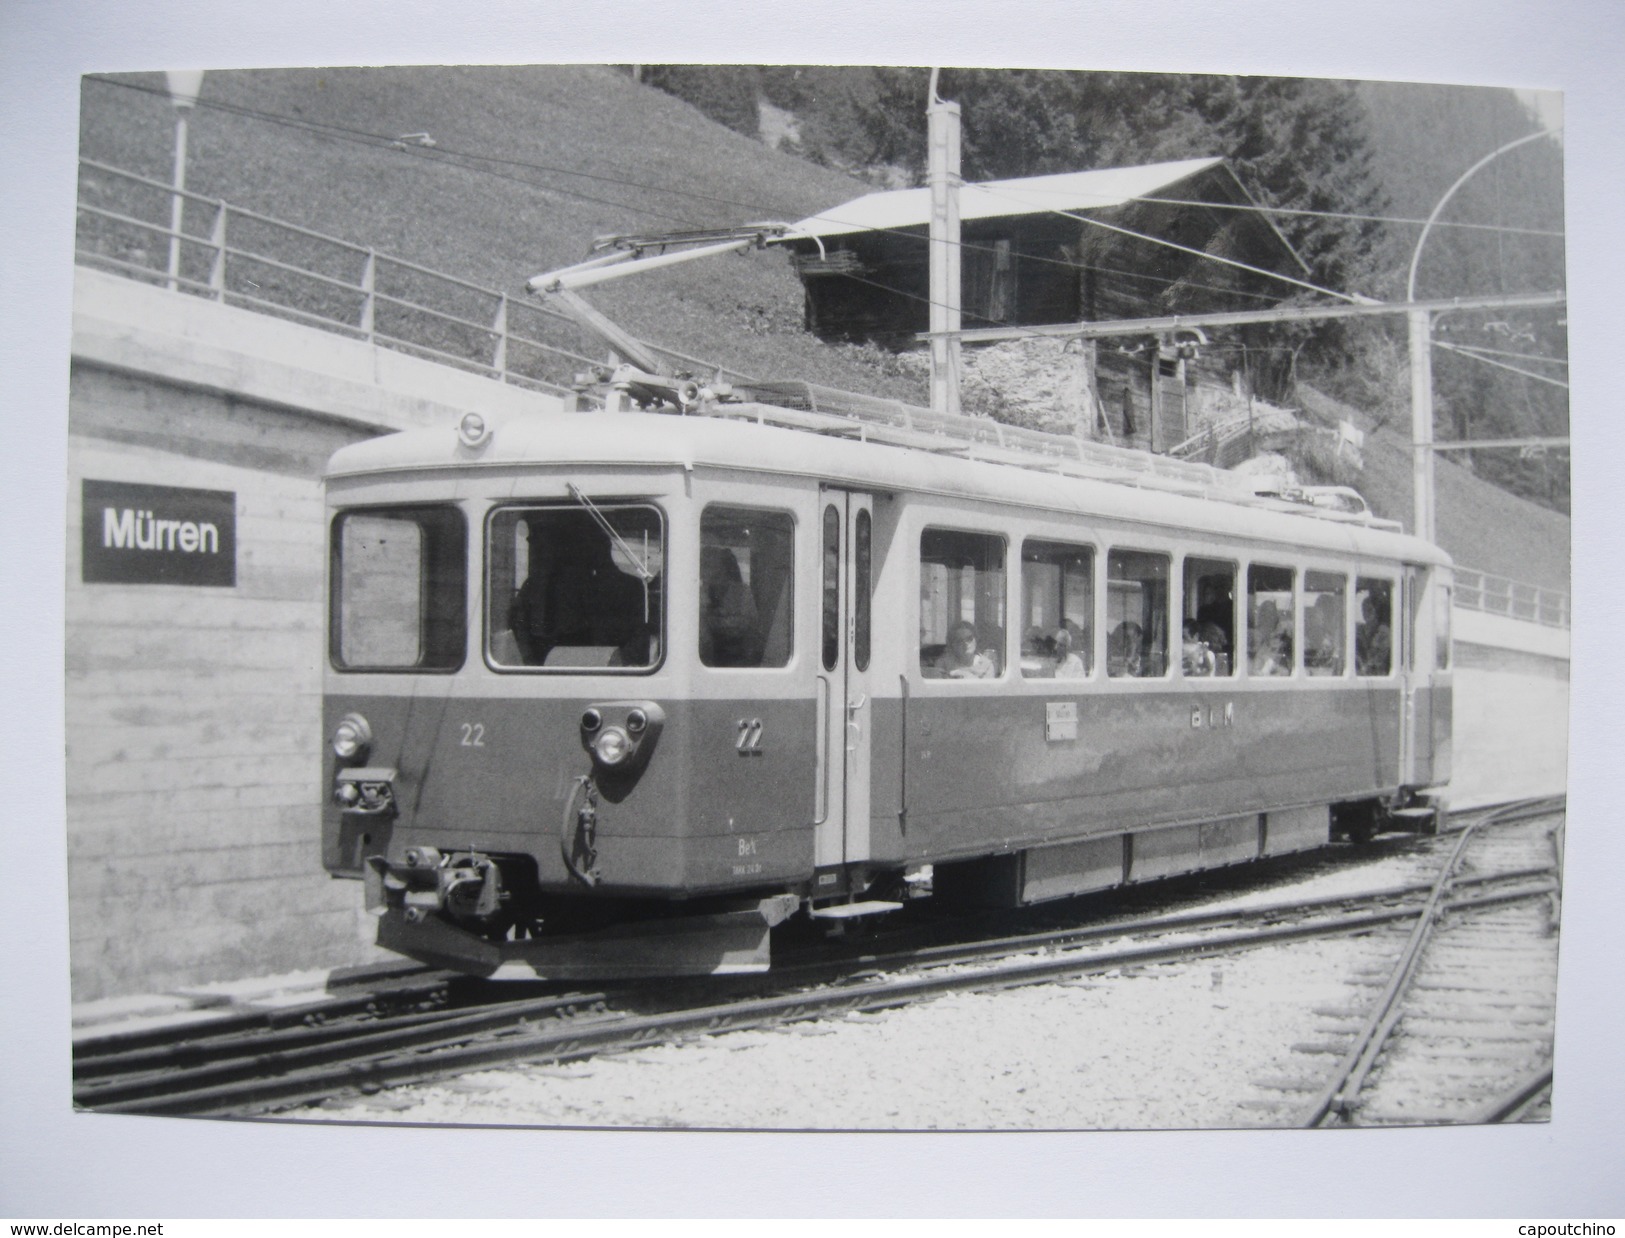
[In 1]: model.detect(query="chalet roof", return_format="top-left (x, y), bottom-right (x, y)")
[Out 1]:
top-left (792, 157), bottom-right (1231, 239)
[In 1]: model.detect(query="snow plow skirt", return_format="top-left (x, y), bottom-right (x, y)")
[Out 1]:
top-left (376, 894), bottom-right (800, 980)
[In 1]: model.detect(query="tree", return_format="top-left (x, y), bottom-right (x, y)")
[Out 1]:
top-left (642, 66), bottom-right (762, 138)
top-left (1359, 82), bottom-right (1567, 511)
top-left (844, 69), bottom-right (1389, 299)
top-left (647, 65), bottom-right (1564, 512)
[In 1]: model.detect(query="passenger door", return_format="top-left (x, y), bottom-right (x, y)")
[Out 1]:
top-left (813, 490), bottom-right (874, 883)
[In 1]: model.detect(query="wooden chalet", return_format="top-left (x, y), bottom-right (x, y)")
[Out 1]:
top-left (785, 158), bottom-right (1314, 453)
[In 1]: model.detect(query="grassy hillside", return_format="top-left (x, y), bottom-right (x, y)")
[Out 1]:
top-left (75, 64), bottom-right (1567, 589)
top-left (1299, 387), bottom-right (1569, 591)
top-left (78, 64), bottom-right (926, 399)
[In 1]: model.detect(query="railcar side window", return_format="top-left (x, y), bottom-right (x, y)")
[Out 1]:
top-left (1020, 540), bottom-right (1093, 679)
top-left (1107, 549), bottom-right (1170, 678)
top-left (487, 504), bottom-right (663, 671)
top-left (332, 506), bottom-right (466, 671)
top-left (854, 509), bottom-right (872, 672)
top-left (822, 506), bottom-right (840, 672)
top-left (1355, 577), bottom-right (1394, 676)
top-left (920, 528), bottom-right (1006, 680)
top-left (1247, 564), bottom-right (1295, 677)
top-left (1182, 557), bottom-right (1236, 677)
top-left (700, 506), bottom-right (794, 668)
top-left (1303, 571), bottom-right (1348, 676)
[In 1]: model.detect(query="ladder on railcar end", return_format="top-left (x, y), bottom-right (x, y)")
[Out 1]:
top-left (580, 364), bottom-right (1399, 531)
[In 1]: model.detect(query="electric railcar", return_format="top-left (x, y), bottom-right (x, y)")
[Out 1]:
top-left (322, 390), bottom-right (1451, 979)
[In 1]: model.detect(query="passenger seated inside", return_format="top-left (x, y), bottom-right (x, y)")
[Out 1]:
top-left (700, 546), bottom-right (761, 667)
top-left (1254, 624), bottom-right (1293, 677)
top-left (1248, 601), bottom-right (1292, 676)
top-left (509, 538), bottom-right (652, 667)
top-left (1022, 626), bottom-right (1086, 679)
top-left (1108, 620), bottom-right (1146, 677)
top-left (1181, 619), bottom-right (1217, 676)
top-left (1304, 595), bottom-right (1345, 675)
top-left (1195, 600), bottom-right (1232, 675)
top-left (506, 573), bottom-right (550, 665)
top-left (1198, 619), bottom-right (1231, 675)
top-left (1355, 595), bottom-right (1392, 675)
top-left (931, 620), bottom-right (996, 679)
top-left (1049, 627), bottom-right (1087, 679)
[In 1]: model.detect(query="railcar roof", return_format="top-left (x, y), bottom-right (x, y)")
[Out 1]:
top-left (325, 411), bottom-right (1448, 566)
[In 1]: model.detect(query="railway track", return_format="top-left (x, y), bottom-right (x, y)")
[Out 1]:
top-left (73, 799), bottom-right (1561, 1120)
top-left (1292, 799), bottom-right (1563, 1126)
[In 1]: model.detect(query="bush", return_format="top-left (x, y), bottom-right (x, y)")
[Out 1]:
top-left (643, 66), bottom-right (761, 139)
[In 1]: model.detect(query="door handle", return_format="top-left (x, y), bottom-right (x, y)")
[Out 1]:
top-left (845, 694), bottom-right (867, 752)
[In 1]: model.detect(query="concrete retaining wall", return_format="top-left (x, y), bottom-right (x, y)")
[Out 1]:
top-left (1449, 609), bottom-right (1571, 810)
top-left (67, 267), bottom-right (566, 999)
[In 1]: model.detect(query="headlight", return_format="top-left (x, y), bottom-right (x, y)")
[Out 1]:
top-left (457, 411), bottom-right (492, 448)
top-left (592, 726), bottom-right (631, 766)
top-left (333, 712), bottom-right (373, 760)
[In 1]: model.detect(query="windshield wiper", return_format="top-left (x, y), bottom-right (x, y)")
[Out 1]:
top-left (567, 482), bottom-right (656, 623)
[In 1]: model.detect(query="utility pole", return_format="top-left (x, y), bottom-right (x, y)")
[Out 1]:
top-left (927, 71), bottom-right (961, 416)
top-left (164, 70), bottom-right (205, 292)
top-left (1405, 129), bottom-right (1556, 544)
top-left (1408, 307), bottom-right (1436, 544)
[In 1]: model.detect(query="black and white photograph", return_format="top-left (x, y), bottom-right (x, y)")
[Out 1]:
top-left (4, 0), bottom-right (1623, 1221)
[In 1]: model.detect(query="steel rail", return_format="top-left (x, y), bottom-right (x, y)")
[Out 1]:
top-left (776, 863), bottom-right (1557, 984)
top-left (88, 911), bottom-right (1425, 1116)
top-left (1297, 802), bottom-right (1560, 1127)
top-left (74, 864), bottom-right (1552, 1082)
top-left (1469, 1064), bottom-right (1554, 1124)
top-left (87, 875), bottom-right (1555, 1117)
top-left (73, 990), bottom-right (607, 1110)
top-left (74, 986), bottom-right (522, 1081)
top-left (75, 869), bottom-right (1394, 1065)
top-left (72, 972), bottom-right (457, 1064)
top-left (76, 800), bottom-right (1562, 1118)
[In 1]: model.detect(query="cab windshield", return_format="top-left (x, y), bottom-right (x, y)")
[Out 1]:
top-left (330, 505), bottom-right (467, 671)
top-left (487, 504), bottom-right (664, 670)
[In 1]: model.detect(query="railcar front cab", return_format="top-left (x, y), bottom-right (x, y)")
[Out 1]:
top-left (322, 462), bottom-right (833, 978)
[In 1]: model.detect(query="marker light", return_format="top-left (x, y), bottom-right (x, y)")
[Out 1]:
top-left (580, 708), bottom-right (603, 733)
top-left (457, 411), bottom-right (492, 448)
top-left (592, 726), bottom-right (631, 767)
top-left (625, 708), bottom-right (648, 735)
top-left (333, 713), bottom-right (373, 760)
